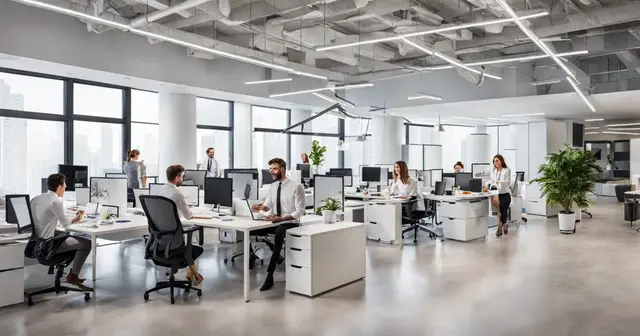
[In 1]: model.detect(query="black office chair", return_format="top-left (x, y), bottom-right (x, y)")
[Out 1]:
top-left (139, 195), bottom-right (203, 304)
top-left (401, 198), bottom-right (438, 243)
top-left (17, 195), bottom-right (92, 306)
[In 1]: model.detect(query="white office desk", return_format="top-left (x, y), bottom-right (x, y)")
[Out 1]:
top-left (184, 214), bottom-right (323, 302)
top-left (423, 192), bottom-right (496, 241)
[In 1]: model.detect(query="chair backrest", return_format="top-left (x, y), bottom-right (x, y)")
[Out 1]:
top-left (7, 195), bottom-right (34, 234)
top-left (434, 181), bottom-right (445, 195)
top-left (139, 195), bottom-right (185, 255)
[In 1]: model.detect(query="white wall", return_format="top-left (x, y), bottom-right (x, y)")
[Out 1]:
top-left (233, 103), bottom-right (252, 168)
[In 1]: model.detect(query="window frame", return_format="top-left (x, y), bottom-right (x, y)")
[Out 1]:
top-left (196, 96), bottom-right (234, 168)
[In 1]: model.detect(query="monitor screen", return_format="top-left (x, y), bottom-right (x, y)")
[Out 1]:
top-left (296, 164), bottom-right (311, 178)
top-left (328, 168), bottom-right (353, 187)
top-left (361, 167), bottom-right (381, 182)
top-left (58, 165), bottom-right (88, 191)
top-left (184, 170), bottom-right (206, 190)
top-left (177, 185), bottom-right (200, 207)
top-left (204, 178), bottom-right (233, 207)
top-left (387, 171), bottom-right (393, 180)
top-left (455, 173), bottom-right (473, 191)
top-left (8, 196), bottom-right (32, 233)
top-left (5, 194), bottom-right (29, 225)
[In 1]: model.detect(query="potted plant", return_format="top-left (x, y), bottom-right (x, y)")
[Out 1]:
top-left (531, 145), bottom-right (602, 233)
top-left (309, 139), bottom-right (327, 175)
top-left (315, 197), bottom-right (342, 224)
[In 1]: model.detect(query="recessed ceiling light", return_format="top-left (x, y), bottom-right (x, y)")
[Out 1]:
top-left (452, 116), bottom-right (487, 122)
top-left (585, 132), bottom-right (600, 135)
top-left (585, 127), bottom-right (600, 130)
top-left (607, 128), bottom-right (640, 131)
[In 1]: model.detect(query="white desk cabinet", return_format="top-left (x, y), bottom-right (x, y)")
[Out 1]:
top-left (439, 199), bottom-right (489, 242)
top-left (364, 202), bottom-right (402, 245)
top-left (286, 223), bottom-right (366, 297)
top-left (0, 243), bottom-right (25, 307)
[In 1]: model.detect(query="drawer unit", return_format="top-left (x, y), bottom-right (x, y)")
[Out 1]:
top-left (219, 229), bottom-right (243, 243)
top-left (0, 269), bottom-right (24, 307)
top-left (440, 199), bottom-right (489, 219)
top-left (0, 244), bottom-right (24, 270)
top-left (285, 264), bottom-right (312, 296)
top-left (285, 247), bottom-right (311, 268)
top-left (442, 216), bottom-right (488, 241)
top-left (287, 233), bottom-right (311, 250)
top-left (364, 202), bottom-right (402, 244)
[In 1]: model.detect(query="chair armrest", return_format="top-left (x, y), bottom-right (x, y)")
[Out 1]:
top-left (183, 225), bottom-right (204, 246)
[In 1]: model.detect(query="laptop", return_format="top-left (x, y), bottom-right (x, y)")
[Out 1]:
top-left (246, 199), bottom-right (269, 221)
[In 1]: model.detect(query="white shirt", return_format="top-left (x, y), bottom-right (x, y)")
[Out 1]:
top-left (388, 177), bottom-right (425, 211)
top-left (263, 178), bottom-right (305, 222)
top-left (154, 184), bottom-right (193, 220)
top-left (201, 157), bottom-right (219, 178)
top-left (31, 191), bottom-right (71, 239)
top-left (488, 167), bottom-right (512, 194)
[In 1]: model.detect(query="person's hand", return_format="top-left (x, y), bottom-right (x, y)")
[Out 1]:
top-left (74, 211), bottom-right (85, 222)
top-left (252, 203), bottom-right (264, 212)
top-left (270, 216), bottom-right (283, 224)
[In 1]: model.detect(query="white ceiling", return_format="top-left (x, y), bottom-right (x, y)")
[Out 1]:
top-left (389, 89), bottom-right (640, 124)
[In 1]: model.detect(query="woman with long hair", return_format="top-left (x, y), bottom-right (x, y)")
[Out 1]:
top-left (301, 153), bottom-right (310, 164)
top-left (389, 161), bottom-right (425, 211)
top-left (489, 154), bottom-right (511, 236)
top-left (123, 149), bottom-right (147, 189)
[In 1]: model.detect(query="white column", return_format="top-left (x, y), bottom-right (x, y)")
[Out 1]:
top-left (371, 115), bottom-right (404, 165)
top-left (159, 92), bottom-right (197, 182)
top-left (233, 102), bottom-right (253, 168)
top-left (291, 109), bottom-right (313, 165)
top-left (466, 126), bottom-right (490, 165)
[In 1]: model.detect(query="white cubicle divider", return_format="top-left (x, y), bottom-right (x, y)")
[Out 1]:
top-left (227, 172), bottom-right (258, 200)
top-left (89, 177), bottom-right (128, 217)
top-left (75, 187), bottom-right (90, 206)
top-left (289, 170), bottom-right (302, 184)
top-left (133, 189), bottom-right (149, 207)
top-left (314, 175), bottom-right (344, 214)
top-left (177, 185), bottom-right (200, 207)
top-left (423, 144), bottom-right (442, 170)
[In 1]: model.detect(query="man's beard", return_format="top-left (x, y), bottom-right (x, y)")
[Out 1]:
top-left (271, 171), bottom-right (282, 180)
top-left (176, 180), bottom-right (183, 186)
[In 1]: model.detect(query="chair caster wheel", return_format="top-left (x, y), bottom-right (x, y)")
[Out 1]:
top-left (84, 293), bottom-right (91, 301)
top-left (170, 298), bottom-right (175, 304)
top-left (27, 297), bottom-right (33, 306)
top-left (64, 290), bottom-right (68, 294)
top-left (413, 239), bottom-right (417, 243)
top-left (224, 258), bottom-right (228, 264)
top-left (261, 260), bottom-right (264, 265)
top-left (197, 291), bottom-right (202, 297)
top-left (143, 293), bottom-right (149, 301)
top-left (184, 288), bottom-right (190, 293)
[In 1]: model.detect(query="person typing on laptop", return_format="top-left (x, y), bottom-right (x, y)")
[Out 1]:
top-left (251, 158), bottom-right (305, 291)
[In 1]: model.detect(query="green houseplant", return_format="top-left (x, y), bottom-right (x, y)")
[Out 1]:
top-left (315, 197), bottom-right (342, 223)
top-left (309, 140), bottom-right (327, 174)
top-left (531, 145), bottom-right (602, 233)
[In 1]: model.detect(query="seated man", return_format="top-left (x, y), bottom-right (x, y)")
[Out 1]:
top-left (252, 158), bottom-right (305, 291)
top-left (30, 173), bottom-right (89, 285)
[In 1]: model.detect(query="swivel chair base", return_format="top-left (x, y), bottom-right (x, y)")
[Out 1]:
top-left (25, 264), bottom-right (92, 306)
top-left (144, 274), bottom-right (202, 304)
top-left (224, 242), bottom-right (264, 270)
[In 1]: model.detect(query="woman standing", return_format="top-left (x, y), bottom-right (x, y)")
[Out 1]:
top-left (123, 150), bottom-right (147, 207)
top-left (301, 153), bottom-right (310, 164)
top-left (489, 154), bottom-right (511, 236)
top-left (389, 161), bottom-right (425, 211)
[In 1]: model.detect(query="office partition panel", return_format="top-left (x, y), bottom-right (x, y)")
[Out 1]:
top-left (314, 175), bottom-right (344, 214)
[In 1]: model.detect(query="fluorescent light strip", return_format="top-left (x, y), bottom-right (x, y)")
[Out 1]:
top-left (333, 83), bottom-right (374, 90)
top-left (602, 131), bottom-right (640, 136)
top-left (313, 93), bottom-right (339, 104)
top-left (13, 0), bottom-right (329, 81)
top-left (316, 11), bottom-right (548, 51)
top-left (245, 78), bottom-right (292, 85)
top-left (607, 123), bottom-right (640, 127)
top-left (270, 87), bottom-right (334, 98)
top-left (584, 118), bottom-right (604, 122)
top-left (566, 76), bottom-right (595, 112)
top-left (501, 113), bottom-right (545, 117)
top-left (401, 38), bottom-right (502, 80)
top-left (585, 127), bottom-right (600, 130)
top-left (585, 132), bottom-right (600, 135)
top-left (408, 93), bottom-right (443, 101)
top-left (608, 128), bottom-right (640, 131)
top-left (495, 0), bottom-right (576, 81)
top-left (418, 50), bottom-right (588, 72)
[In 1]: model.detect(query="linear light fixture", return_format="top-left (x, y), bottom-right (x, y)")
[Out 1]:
top-left (13, 0), bottom-right (329, 81)
top-left (585, 132), bottom-right (600, 135)
top-left (315, 11), bottom-right (548, 51)
top-left (584, 118), bottom-right (604, 122)
top-left (501, 113), bottom-right (545, 117)
top-left (313, 92), bottom-right (339, 104)
top-left (408, 93), bottom-right (443, 101)
top-left (270, 87), bottom-right (334, 98)
top-left (333, 83), bottom-right (374, 90)
top-left (607, 122), bottom-right (640, 127)
top-left (245, 78), bottom-right (292, 85)
top-left (602, 131), bottom-right (640, 136)
top-left (585, 127), bottom-right (600, 130)
top-left (401, 38), bottom-right (502, 80)
top-left (608, 128), bottom-right (640, 131)
top-left (452, 116), bottom-right (487, 122)
top-left (566, 76), bottom-right (595, 112)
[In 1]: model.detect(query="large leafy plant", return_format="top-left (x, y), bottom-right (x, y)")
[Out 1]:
top-left (315, 197), bottom-right (342, 215)
top-left (309, 140), bottom-right (327, 167)
top-left (531, 145), bottom-right (602, 213)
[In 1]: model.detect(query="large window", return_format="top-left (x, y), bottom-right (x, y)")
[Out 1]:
top-left (131, 90), bottom-right (159, 176)
top-left (132, 89), bottom-right (159, 123)
top-left (196, 97), bottom-right (232, 168)
top-left (197, 97), bottom-right (230, 127)
top-left (252, 106), bottom-right (289, 168)
top-left (73, 83), bottom-right (123, 118)
top-left (0, 118), bottom-right (64, 196)
top-left (73, 121), bottom-right (123, 178)
top-left (197, 129), bottom-right (231, 170)
top-left (0, 72), bottom-right (63, 114)
top-left (253, 106), bottom-right (288, 129)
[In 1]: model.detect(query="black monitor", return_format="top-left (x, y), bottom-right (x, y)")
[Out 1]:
top-left (328, 168), bottom-right (353, 187)
top-left (469, 178), bottom-right (483, 192)
top-left (204, 177), bottom-right (233, 208)
top-left (5, 194), bottom-right (29, 225)
top-left (296, 164), bottom-right (311, 179)
top-left (261, 169), bottom-right (275, 186)
top-left (434, 181), bottom-right (445, 195)
top-left (184, 169), bottom-right (207, 190)
top-left (516, 171), bottom-right (525, 181)
top-left (455, 172), bottom-right (473, 191)
top-left (41, 178), bottom-right (48, 193)
top-left (58, 165), bottom-right (88, 191)
top-left (7, 195), bottom-right (33, 234)
top-left (362, 167), bottom-right (381, 183)
top-left (387, 171), bottom-right (393, 180)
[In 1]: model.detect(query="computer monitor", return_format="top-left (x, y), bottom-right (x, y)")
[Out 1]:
top-left (261, 169), bottom-right (275, 186)
top-left (41, 178), bottom-right (48, 193)
top-left (224, 169), bottom-right (259, 180)
top-left (184, 170), bottom-right (206, 190)
top-left (5, 194), bottom-right (29, 225)
top-left (469, 178), bottom-right (483, 192)
top-left (434, 181), bottom-right (446, 196)
top-left (361, 167), bottom-right (381, 183)
top-left (296, 164), bottom-right (311, 179)
top-left (454, 172), bottom-right (473, 191)
top-left (516, 171), bottom-right (525, 182)
top-left (387, 171), bottom-right (393, 180)
top-left (58, 165), bottom-right (88, 191)
top-left (177, 185), bottom-right (200, 207)
top-left (7, 195), bottom-right (33, 234)
top-left (148, 183), bottom-right (164, 196)
top-left (328, 168), bottom-right (353, 187)
top-left (204, 177), bottom-right (233, 208)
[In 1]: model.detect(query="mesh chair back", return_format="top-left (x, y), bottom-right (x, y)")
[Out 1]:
top-left (139, 195), bottom-right (185, 253)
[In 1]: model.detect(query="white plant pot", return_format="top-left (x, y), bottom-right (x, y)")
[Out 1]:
top-left (558, 211), bottom-right (576, 234)
top-left (323, 210), bottom-right (337, 224)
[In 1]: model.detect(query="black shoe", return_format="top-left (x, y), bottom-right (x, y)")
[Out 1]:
top-left (260, 274), bottom-right (274, 291)
top-left (277, 256), bottom-right (285, 265)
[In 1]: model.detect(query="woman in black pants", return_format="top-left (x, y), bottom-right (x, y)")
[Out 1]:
top-left (489, 154), bottom-right (511, 236)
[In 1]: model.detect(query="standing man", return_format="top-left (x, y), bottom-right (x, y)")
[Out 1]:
top-left (252, 158), bottom-right (305, 291)
top-left (201, 147), bottom-right (220, 177)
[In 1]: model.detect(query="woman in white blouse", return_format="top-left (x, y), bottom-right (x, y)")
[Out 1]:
top-left (389, 161), bottom-right (425, 211)
top-left (488, 154), bottom-right (512, 236)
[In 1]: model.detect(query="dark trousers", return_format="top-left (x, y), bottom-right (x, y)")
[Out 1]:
top-left (499, 193), bottom-right (512, 224)
top-left (252, 223), bottom-right (299, 274)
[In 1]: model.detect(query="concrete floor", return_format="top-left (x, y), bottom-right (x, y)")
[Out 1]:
top-left (2, 198), bottom-right (640, 336)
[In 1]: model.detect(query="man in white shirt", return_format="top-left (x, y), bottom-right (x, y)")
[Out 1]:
top-left (252, 158), bottom-right (305, 291)
top-left (154, 165), bottom-right (209, 221)
top-left (201, 147), bottom-right (220, 178)
top-left (30, 174), bottom-right (90, 285)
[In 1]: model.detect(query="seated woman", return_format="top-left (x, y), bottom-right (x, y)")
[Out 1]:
top-left (454, 161), bottom-right (464, 173)
top-left (389, 161), bottom-right (425, 212)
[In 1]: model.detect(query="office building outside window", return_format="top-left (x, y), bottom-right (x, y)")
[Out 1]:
top-left (73, 83), bottom-right (123, 118)
top-left (0, 72), bottom-right (63, 115)
top-left (73, 121), bottom-right (123, 178)
top-left (131, 90), bottom-right (159, 176)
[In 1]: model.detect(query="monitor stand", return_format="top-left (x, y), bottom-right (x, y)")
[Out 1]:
top-left (211, 204), bottom-right (226, 216)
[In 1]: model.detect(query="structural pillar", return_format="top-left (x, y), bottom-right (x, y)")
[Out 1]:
top-left (466, 125), bottom-right (490, 165)
top-left (233, 102), bottom-right (253, 168)
top-left (159, 92), bottom-right (197, 182)
top-left (371, 115), bottom-right (404, 165)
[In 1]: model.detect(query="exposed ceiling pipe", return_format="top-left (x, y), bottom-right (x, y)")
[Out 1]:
top-left (123, 0), bottom-right (193, 18)
top-left (130, 0), bottom-right (230, 28)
